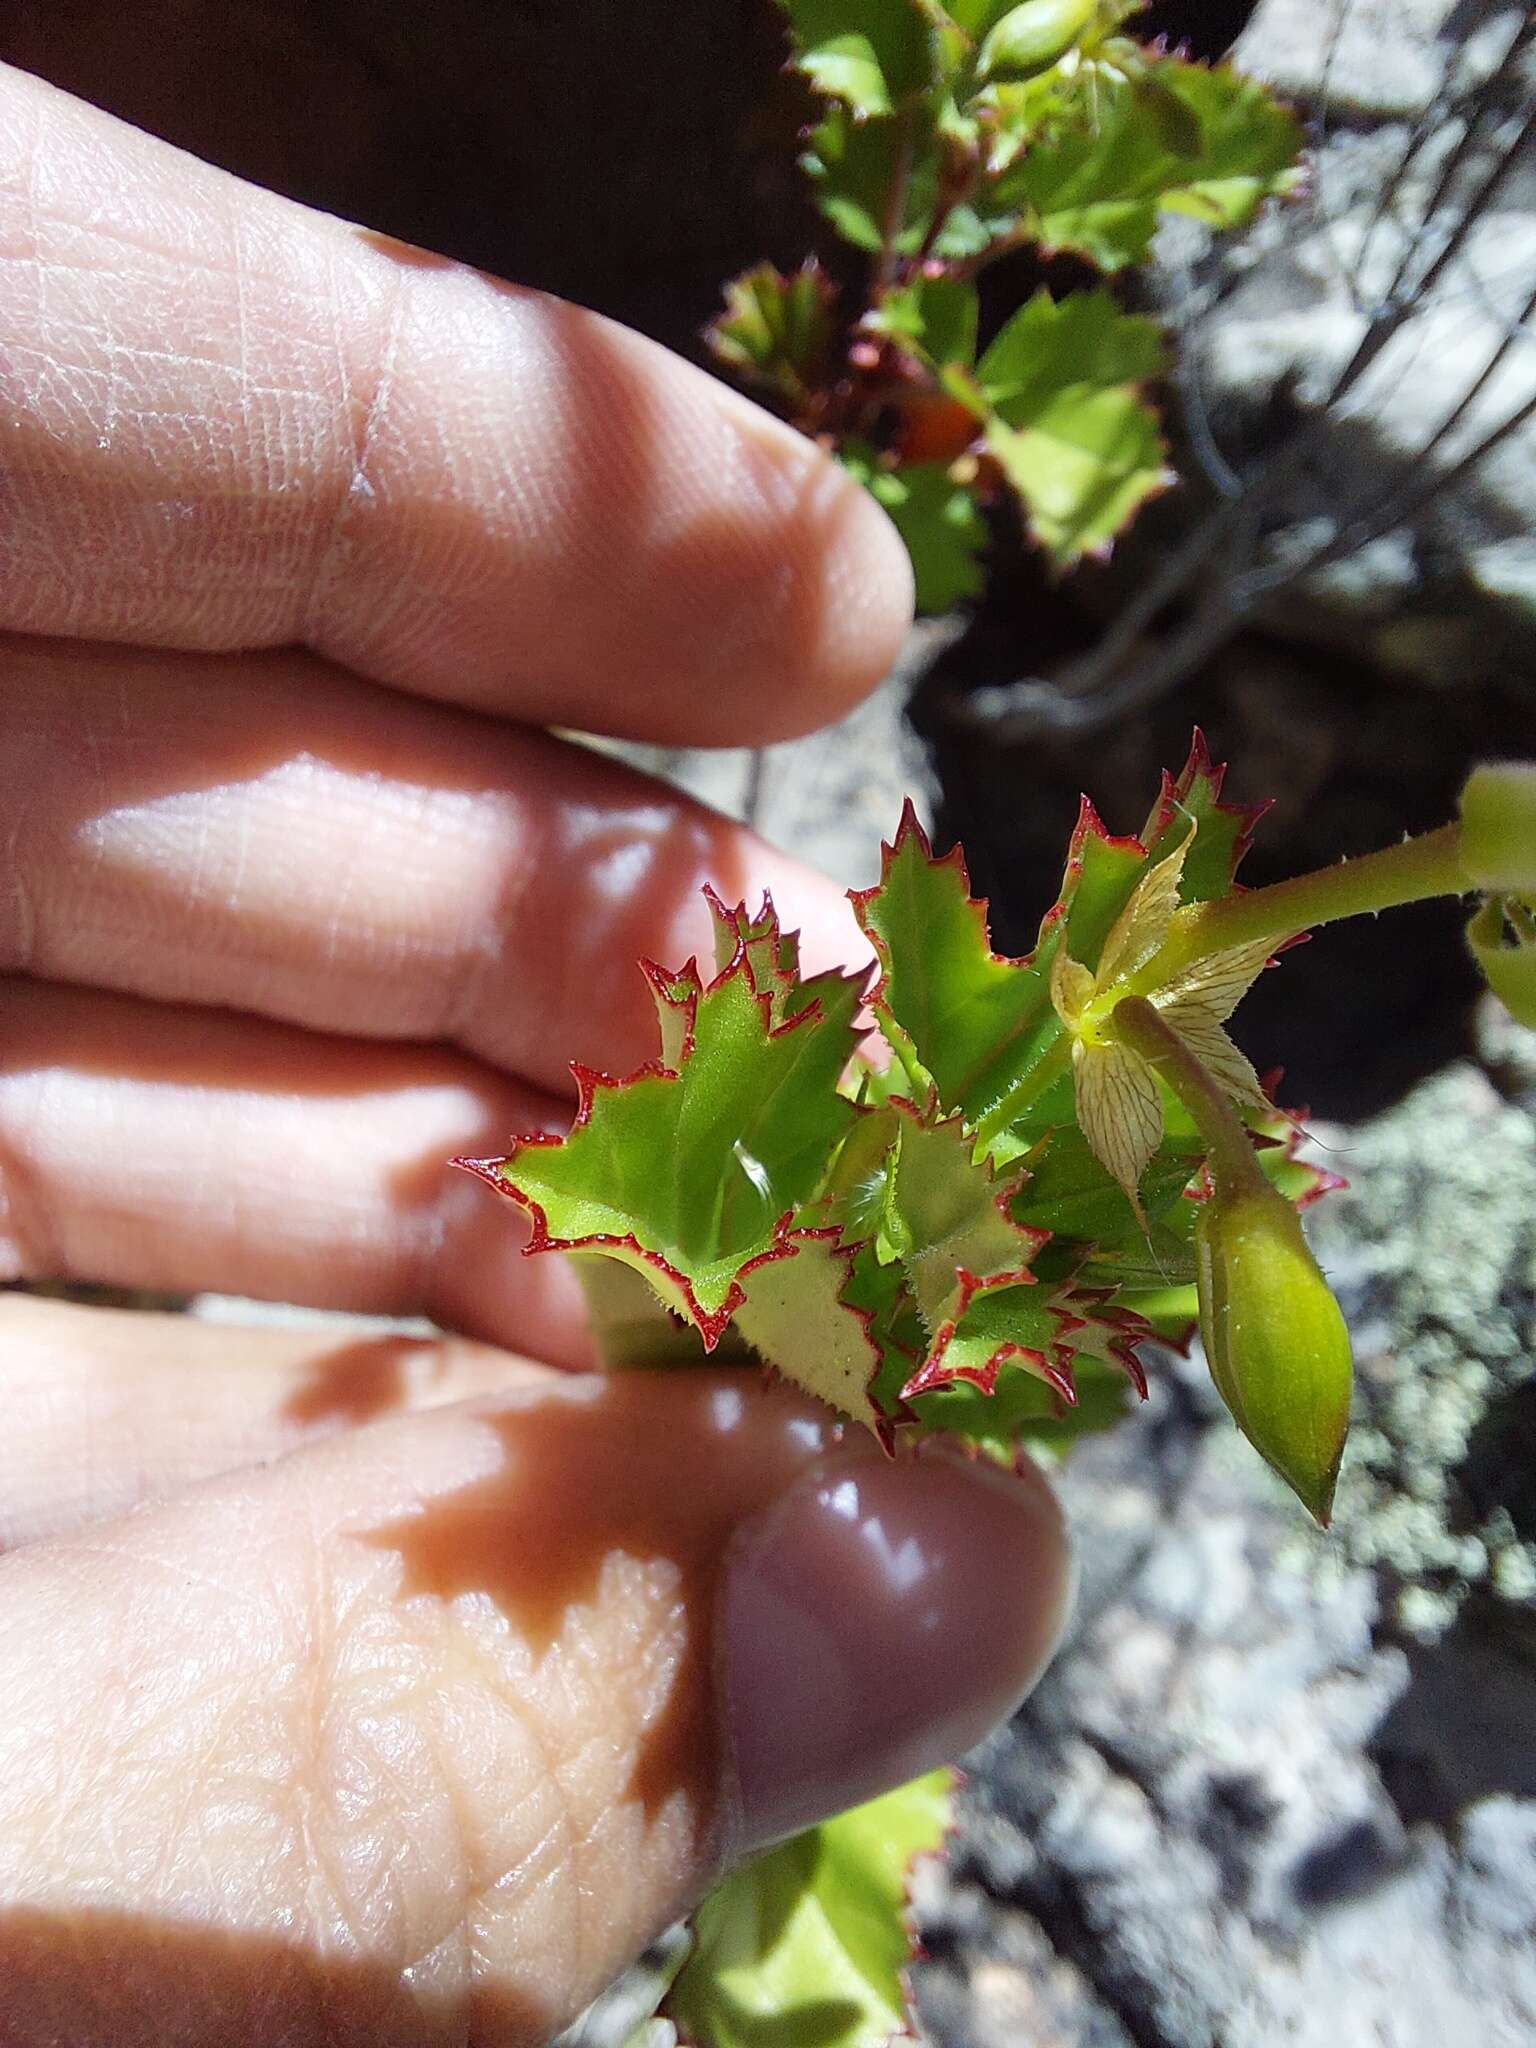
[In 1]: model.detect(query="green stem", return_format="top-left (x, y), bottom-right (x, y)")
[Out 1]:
top-left (872, 106), bottom-right (916, 298)
top-left (1151, 822), bottom-right (1468, 984)
top-left (1111, 997), bottom-right (1266, 1201)
top-left (972, 1032), bottom-right (1073, 1149)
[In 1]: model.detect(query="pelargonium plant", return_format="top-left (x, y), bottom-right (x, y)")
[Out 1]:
top-left (464, 741), bottom-right (1536, 2048)
top-left (709, 0), bottom-right (1304, 601)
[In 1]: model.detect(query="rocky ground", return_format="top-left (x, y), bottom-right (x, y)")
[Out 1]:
top-left (911, 1039), bottom-right (1536, 2048)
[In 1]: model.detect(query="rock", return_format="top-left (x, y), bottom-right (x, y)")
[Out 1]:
top-left (912, 1063), bottom-right (1536, 2048)
top-left (1136, 0), bottom-right (1536, 690)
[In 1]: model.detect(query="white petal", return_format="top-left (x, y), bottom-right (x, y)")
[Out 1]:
top-left (1154, 935), bottom-right (1276, 1025)
top-left (1095, 825), bottom-right (1195, 991)
top-left (1073, 1038), bottom-right (1164, 1212)
top-left (1166, 1013), bottom-right (1270, 1108)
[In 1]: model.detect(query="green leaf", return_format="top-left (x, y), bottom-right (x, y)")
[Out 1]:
top-left (865, 273), bottom-right (979, 372)
top-left (1139, 728), bottom-right (1268, 903)
top-left (780, 0), bottom-right (937, 117)
top-left (481, 912), bottom-right (864, 1343)
top-left (667, 1771), bottom-right (953, 2048)
top-left (913, 1350), bottom-right (1134, 1460)
top-left (992, 60), bottom-right (1302, 272)
top-left (975, 289), bottom-right (1168, 564)
top-left (574, 1255), bottom-right (709, 1368)
top-left (841, 446), bottom-right (987, 613)
top-left (852, 802), bottom-right (1065, 1127)
top-left (735, 1229), bottom-right (885, 1427)
top-left (707, 262), bottom-right (838, 409)
top-left (802, 106), bottom-right (937, 255)
top-left (883, 1100), bottom-right (1046, 1332)
top-left (1009, 1121), bottom-right (1197, 1241)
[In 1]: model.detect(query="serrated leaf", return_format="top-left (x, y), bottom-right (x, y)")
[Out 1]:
top-left (481, 935), bottom-right (864, 1343)
top-left (974, 289), bottom-right (1168, 563)
top-left (736, 1229), bottom-right (884, 1427)
top-left (842, 446), bottom-right (987, 614)
top-left (780, 0), bottom-right (937, 117)
top-left (707, 262), bottom-right (838, 409)
top-left (994, 59), bottom-right (1303, 271)
top-left (884, 1100), bottom-right (1046, 1336)
top-left (1055, 799), bottom-right (1149, 969)
top-left (853, 804), bottom-right (1066, 1129)
top-left (573, 1255), bottom-right (712, 1368)
top-left (1139, 729), bottom-right (1269, 902)
top-left (905, 1269), bottom-right (1069, 1398)
top-left (667, 1772), bottom-right (953, 2048)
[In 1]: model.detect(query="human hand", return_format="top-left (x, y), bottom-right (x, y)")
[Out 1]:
top-left (0, 64), bottom-right (1073, 2046)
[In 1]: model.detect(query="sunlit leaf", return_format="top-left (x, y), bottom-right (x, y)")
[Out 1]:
top-left (994, 60), bottom-right (1303, 272)
top-left (667, 1772), bottom-right (953, 2048)
top-left (975, 289), bottom-right (1169, 563)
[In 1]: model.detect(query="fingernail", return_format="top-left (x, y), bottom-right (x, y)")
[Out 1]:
top-left (720, 1448), bottom-right (1073, 1853)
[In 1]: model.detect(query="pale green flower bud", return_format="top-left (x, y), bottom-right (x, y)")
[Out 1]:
top-left (1460, 763), bottom-right (1536, 893)
top-left (977, 0), bottom-right (1100, 80)
top-left (1195, 1178), bottom-right (1353, 1525)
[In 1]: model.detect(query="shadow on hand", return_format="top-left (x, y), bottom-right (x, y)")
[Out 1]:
top-left (0, 1903), bottom-right (549, 2047)
top-left (357, 1371), bottom-right (817, 1831)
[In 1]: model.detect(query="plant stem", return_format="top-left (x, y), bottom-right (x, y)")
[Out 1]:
top-left (1150, 822), bottom-right (1469, 983)
top-left (972, 1032), bottom-right (1073, 1149)
top-left (873, 107), bottom-right (916, 298)
top-left (1111, 997), bottom-right (1266, 1200)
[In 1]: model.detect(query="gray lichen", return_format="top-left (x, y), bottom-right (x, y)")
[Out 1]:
top-left (1307, 1064), bottom-right (1536, 1641)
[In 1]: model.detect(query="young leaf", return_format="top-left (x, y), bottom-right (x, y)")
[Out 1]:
top-left (1139, 728), bottom-right (1270, 902)
top-left (706, 262), bottom-right (838, 410)
top-left (866, 273), bottom-right (980, 373)
top-left (666, 1771), bottom-right (953, 2048)
top-left (972, 290), bottom-right (1169, 563)
top-left (802, 105), bottom-right (943, 256)
top-left (883, 1100), bottom-right (1047, 1335)
top-left (916, 1351), bottom-right (1136, 1461)
top-left (993, 61), bottom-right (1303, 272)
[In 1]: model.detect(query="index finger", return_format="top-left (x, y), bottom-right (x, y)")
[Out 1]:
top-left (0, 64), bottom-right (912, 744)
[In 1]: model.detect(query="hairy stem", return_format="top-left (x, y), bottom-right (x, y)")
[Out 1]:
top-left (1111, 997), bottom-right (1266, 1199)
top-left (1151, 821), bottom-right (1468, 982)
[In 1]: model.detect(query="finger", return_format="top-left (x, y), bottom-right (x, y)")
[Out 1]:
top-left (0, 64), bottom-right (910, 745)
top-left (1, 635), bottom-right (870, 1091)
top-left (0, 977), bottom-right (591, 1359)
top-left (0, 1293), bottom-right (549, 1552)
top-left (0, 1371), bottom-right (1070, 2044)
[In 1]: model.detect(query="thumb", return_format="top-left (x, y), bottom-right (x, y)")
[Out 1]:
top-left (0, 1367), bottom-right (1070, 2046)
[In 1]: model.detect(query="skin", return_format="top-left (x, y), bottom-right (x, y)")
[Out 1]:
top-left (0, 62), bottom-right (1073, 2047)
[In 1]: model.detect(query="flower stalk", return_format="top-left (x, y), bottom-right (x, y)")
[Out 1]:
top-left (1145, 821), bottom-right (1468, 988)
